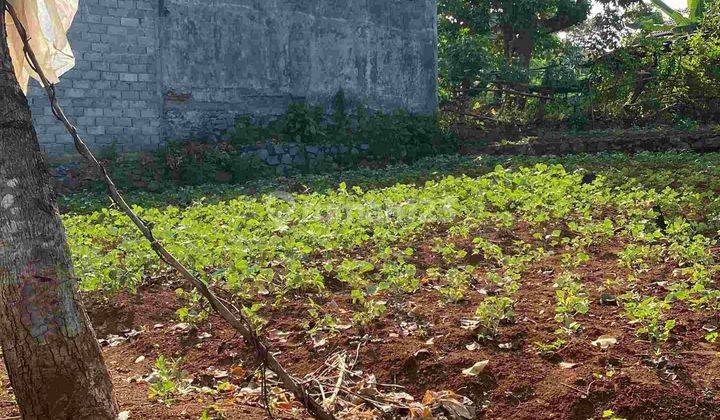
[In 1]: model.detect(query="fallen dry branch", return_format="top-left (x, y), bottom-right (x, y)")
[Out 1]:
top-left (325, 354), bottom-right (346, 409)
top-left (4, 3), bottom-right (334, 420)
top-left (294, 349), bottom-right (451, 418)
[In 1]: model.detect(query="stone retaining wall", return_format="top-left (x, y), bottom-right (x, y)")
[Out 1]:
top-left (481, 129), bottom-right (720, 156)
top-left (238, 142), bottom-right (371, 174)
top-left (49, 140), bottom-right (372, 182)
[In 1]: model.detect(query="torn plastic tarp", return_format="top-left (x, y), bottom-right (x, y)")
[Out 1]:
top-left (4, 0), bottom-right (78, 92)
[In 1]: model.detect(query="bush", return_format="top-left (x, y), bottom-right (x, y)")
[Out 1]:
top-left (589, 2), bottom-right (720, 126)
top-left (157, 141), bottom-right (273, 186)
top-left (225, 93), bottom-right (458, 164)
top-left (355, 109), bottom-right (458, 162)
top-left (91, 99), bottom-right (457, 194)
top-left (96, 140), bottom-right (274, 192)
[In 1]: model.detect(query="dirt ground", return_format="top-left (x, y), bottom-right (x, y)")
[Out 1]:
top-left (1, 227), bottom-right (719, 419)
top-left (0, 283), bottom-right (269, 420)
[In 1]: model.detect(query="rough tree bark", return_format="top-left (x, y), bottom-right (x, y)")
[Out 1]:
top-left (0, 3), bottom-right (118, 419)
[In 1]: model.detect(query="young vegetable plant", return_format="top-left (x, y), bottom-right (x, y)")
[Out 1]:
top-left (350, 291), bottom-right (387, 326)
top-left (432, 238), bottom-right (468, 263)
top-left (283, 260), bottom-right (325, 292)
top-left (147, 356), bottom-right (191, 404)
top-left (623, 296), bottom-right (676, 350)
top-left (475, 296), bottom-right (515, 339)
top-left (336, 259), bottom-right (375, 290)
top-left (439, 266), bottom-right (475, 302)
top-left (472, 237), bottom-right (504, 262)
top-left (241, 303), bottom-right (267, 331)
top-left (560, 250), bottom-right (590, 271)
top-left (617, 244), bottom-right (660, 271)
top-left (175, 288), bottom-right (209, 327)
top-left (377, 259), bottom-right (419, 293)
top-left (303, 298), bottom-right (340, 334)
top-left (200, 404), bottom-right (226, 420)
top-left (602, 409), bottom-right (627, 420)
top-left (534, 338), bottom-right (567, 356)
top-left (553, 273), bottom-right (590, 335)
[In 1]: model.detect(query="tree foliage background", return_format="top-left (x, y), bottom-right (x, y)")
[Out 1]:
top-left (439, 0), bottom-right (720, 130)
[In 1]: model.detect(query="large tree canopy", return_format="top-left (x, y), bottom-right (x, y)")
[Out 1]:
top-left (439, 0), bottom-right (591, 73)
top-left (438, 0), bottom-right (646, 94)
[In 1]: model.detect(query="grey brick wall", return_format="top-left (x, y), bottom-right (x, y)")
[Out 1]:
top-left (31, 0), bottom-right (438, 156)
top-left (28, 0), bottom-right (161, 155)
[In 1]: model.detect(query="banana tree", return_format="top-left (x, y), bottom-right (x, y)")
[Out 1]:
top-left (648, 0), bottom-right (707, 30)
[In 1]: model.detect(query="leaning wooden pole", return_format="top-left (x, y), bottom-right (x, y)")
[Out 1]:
top-left (4, 4), bottom-right (335, 420)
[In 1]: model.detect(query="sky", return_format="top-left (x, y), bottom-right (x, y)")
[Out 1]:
top-left (592, 0), bottom-right (688, 15)
top-left (558, 0), bottom-right (689, 40)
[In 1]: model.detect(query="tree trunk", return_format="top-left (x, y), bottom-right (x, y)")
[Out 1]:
top-left (0, 4), bottom-right (118, 419)
top-left (511, 30), bottom-right (534, 110)
top-left (535, 94), bottom-right (548, 125)
top-left (501, 25), bottom-right (535, 110)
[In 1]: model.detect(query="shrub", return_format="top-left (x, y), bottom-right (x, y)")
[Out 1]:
top-left (157, 141), bottom-right (273, 186)
top-left (225, 96), bottom-right (458, 164)
top-left (86, 98), bottom-right (457, 194)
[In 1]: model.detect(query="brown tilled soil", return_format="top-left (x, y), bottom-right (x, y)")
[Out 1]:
top-left (0, 226), bottom-right (719, 419)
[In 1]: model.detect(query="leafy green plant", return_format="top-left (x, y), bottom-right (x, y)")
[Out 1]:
top-left (472, 237), bottom-right (504, 262)
top-left (225, 101), bottom-right (457, 164)
top-left (200, 404), bottom-right (226, 420)
top-left (303, 299), bottom-right (340, 335)
top-left (147, 356), bottom-right (190, 404)
top-left (154, 140), bottom-right (275, 187)
top-left (277, 103), bottom-right (326, 144)
top-left (58, 152), bottom-right (720, 362)
top-left (351, 296), bottom-right (387, 326)
top-left (624, 296), bottom-right (676, 347)
top-left (175, 288), bottom-right (209, 327)
top-left (377, 259), bottom-right (420, 294)
top-left (554, 273), bottom-right (590, 335)
top-left (227, 115), bottom-right (270, 147)
top-left (617, 244), bottom-right (658, 270)
top-left (432, 239), bottom-right (468, 263)
top-left (283, 261), bottom-right (325, 293)
top-left (356, 109), bottom-right (459, 163)
top-left (534, 338), bottom-right (567, 356)
top-left (475, 296), bottom-right (515, 339)
top-left (241, 303), bottom-right (267, 331)
top-left (439, 266), bottom-right (475, 302)
top-left (336, 259), bottom-right (375, 290)
top-left (648, 0), bottom-right (707, 30)
top-left (602, 409), bottom-right (627, 420)
top-left (560, 250), bottom-right (591, 270)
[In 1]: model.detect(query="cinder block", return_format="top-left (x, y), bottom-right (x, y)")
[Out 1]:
top-left (121, 17), bottom-right (140, 27)
top-left (119, 73), bottom-right (138, 82)
top-left (88, 126), bottom-right (106, 135)
top-left (98, 0), bottom-right (118, 7)
top-left (110, 63), bottom-right (129, 72)
top-left (84, 108), bottom-right (105, 117)
top-left (114, 117), bottom-right (132, 127)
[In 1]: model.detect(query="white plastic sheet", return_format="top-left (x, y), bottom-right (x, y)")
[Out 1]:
top-left (4, 0), bottom-right (78, 92)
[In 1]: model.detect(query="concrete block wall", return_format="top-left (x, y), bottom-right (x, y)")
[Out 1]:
top-left (30, 0), bottom-right (438, 156)
top-left (28, 0), bottom-right (162, 155)
top-left (160, 0), bottom-right (439, 141)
